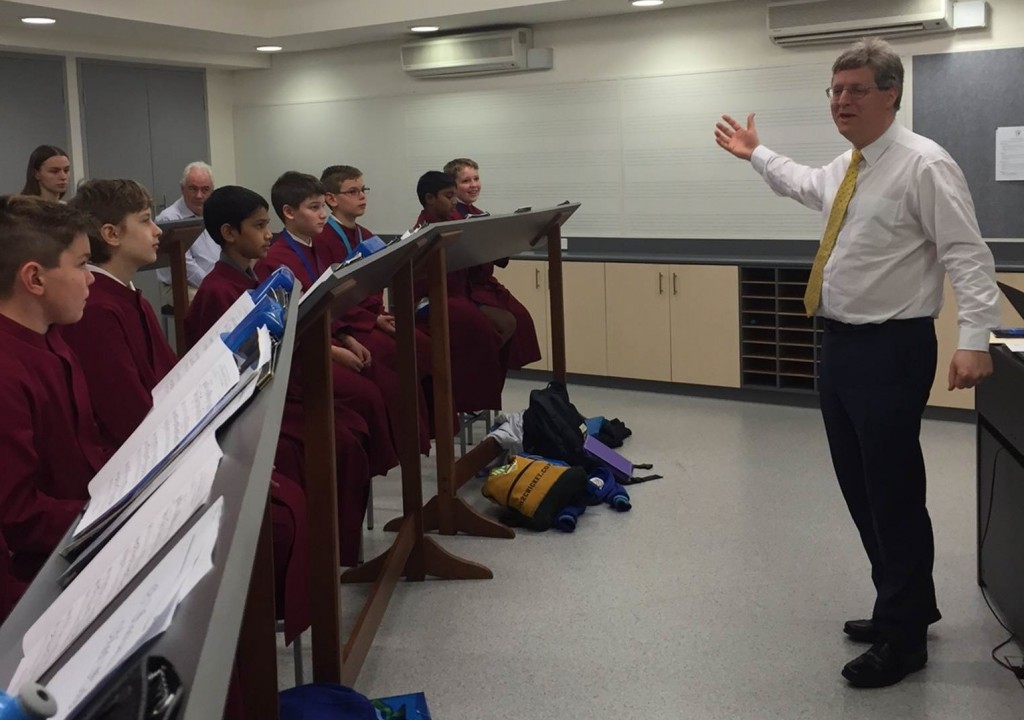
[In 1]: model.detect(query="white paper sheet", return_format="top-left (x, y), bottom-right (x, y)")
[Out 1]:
top-left (9, 433), bottom-right (223, 693)
top-left (152, 293), bottom-right (255, 403)
top-left (46, 500), bottom-right (223, 720)
top-left (298, 267), bottom-right (331, 307)
top-left (996, 126), bottom-right (1024, 181)
top-left (76, 343), bottom-right (241, 535)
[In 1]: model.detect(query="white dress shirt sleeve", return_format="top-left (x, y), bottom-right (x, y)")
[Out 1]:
top-left (916, 158), bottom-right (1001, 350)
top-left (750, 145), bottom-right (828, 213)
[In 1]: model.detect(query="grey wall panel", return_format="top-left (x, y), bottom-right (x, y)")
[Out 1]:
top-left (0, 53), bottom-right (69, 196)
top-left (146, 67), bottom-right (209, 212)
top-left (914, 48), bottom-right (1024, 239)
top-left (79, 61), bottom-right (155, 191)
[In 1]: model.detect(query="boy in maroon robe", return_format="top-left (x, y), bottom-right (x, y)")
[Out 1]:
top-left (255, 172), bottom-right (397, 555)
top-left (185, 184), bottom-right (318, 639)
top-left (444, 157), bottom-right (541, 369)
top-left (0, 195), bottom-right (112, 598)
top-left (61, 179), bottom-right (178, 448)
top-left (317, 164), bottom-right (436, 453)
top-left (413, 171), bottom-right (505, 412)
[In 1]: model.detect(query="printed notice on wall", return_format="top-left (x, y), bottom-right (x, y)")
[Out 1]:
top-left (996, 126), bottom-right (1024, 181)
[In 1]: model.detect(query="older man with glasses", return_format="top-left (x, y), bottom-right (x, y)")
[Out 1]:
top-left (715, 37), bottom-right (999, 688)
top-left (156, 161), bottom-right (220, 305)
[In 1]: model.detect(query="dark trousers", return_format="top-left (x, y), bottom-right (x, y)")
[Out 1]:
top-left (819, 317), bottom-right (941, 649)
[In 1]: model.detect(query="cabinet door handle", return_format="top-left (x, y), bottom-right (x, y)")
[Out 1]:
top-left (535, 268), bottom-right (541, 289)
top-left (658, 272), bottom-right (664, 295)
top-left (672, 272), bottom-right (678, 296)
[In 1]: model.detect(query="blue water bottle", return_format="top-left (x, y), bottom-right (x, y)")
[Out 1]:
top-left (0, 683), bottom-right (57, 719)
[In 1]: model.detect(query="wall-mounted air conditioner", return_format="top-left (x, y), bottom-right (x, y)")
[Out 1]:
top-left (767, 0), bottom-right (953, 47)
top-left (400, 27), bottom-right (553, 78)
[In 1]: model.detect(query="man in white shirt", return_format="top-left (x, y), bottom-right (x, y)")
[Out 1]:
top-left (715, 38), bottom-right (999, 688)
top-left (156, 161), bottom-right (219, 304)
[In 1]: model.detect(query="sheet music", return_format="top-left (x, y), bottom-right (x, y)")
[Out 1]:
top-left (152, 293), bottom-right (255, 403)
top-left (9, 433), bottom-right (223, 693)
top-left (76, 343), bottom-right (241, 535)
top-left (46, 500), bottom-right (223, 720)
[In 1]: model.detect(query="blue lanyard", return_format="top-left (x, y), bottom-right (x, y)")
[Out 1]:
top-left (326, 216), bottom-right (363, 258)
top-left (281, 229), bottom-right (320, 282)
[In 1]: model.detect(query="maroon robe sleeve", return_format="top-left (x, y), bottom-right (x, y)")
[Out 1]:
top-left (186, 269), bottom-right (252, 347)
top-left (0, 374), bottom-right (84, 561)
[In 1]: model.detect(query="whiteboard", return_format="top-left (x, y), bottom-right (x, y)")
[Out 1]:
top-left (234, 61), bottom-right (851, 239)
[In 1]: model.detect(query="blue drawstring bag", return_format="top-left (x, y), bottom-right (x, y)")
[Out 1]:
top-left (279, 684), bottom-right (376, 720)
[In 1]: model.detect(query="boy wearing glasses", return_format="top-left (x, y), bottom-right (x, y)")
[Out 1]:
top-left (715, 37), bottom-right (999, 688)
top-left (317, 164), bottom-right (434, 454)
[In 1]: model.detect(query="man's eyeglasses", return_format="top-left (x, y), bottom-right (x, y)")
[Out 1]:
top-left (826, 85), bottom-right (879, 100)
top-left (332, 187), bottom-right (370, 198)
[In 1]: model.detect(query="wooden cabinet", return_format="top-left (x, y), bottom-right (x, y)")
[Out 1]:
top-left (493, 260), bottom-right (549, 370)
top-left (604, 263), bottom-right (672, 381)
top-left (670, 265), bottom-right (740, 388)
top-left (563, 262), bottom-right (608, 375)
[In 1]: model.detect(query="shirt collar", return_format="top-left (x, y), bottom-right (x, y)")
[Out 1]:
top-left (88, 264), bottom-right (136, 291)
top-left (859, 120), bottom-right (901, 167)
top-left (219, 251), bottom-right (257, 279)
top-left (0, 312), bottom-right (48, 348)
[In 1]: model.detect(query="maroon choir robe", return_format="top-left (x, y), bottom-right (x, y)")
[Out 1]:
top-left (0, 531), bottom-right (19, 623)
top-left (60, 272), bottom-right (178, 448)
top-left (454, 200), bottom-right (542, 369)
top-left (0, 314), bottom-right (111, 589)
top-left (256, 235), bottom-right (397, 562)
top-left (414, 209), bottom-right (505, 412)
top-left (316, 221), bottom-right (438, 452)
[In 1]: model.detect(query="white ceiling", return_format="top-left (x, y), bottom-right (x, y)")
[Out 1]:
top-left (0, 0), bottom-right (737, 67)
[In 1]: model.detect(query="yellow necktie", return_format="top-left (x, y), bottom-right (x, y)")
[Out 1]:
top-left (804, 149), bottom-right (863, 316)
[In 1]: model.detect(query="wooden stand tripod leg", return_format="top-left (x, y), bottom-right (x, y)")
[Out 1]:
top-left (168, 241), bottom-right (190, 353)
top-left (300, 314), bottom-right (343, 683)
top-left (424, 242), bottom-right (513, 539)
top-left (236, 499), bottom-right (279, 719)
top-left (547, 224), bottom-right (567, 383)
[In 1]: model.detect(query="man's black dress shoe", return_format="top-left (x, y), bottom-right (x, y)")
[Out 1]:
top-left (843, 618), bottom-right (882, 644)
top-left (841, 642), bottom-right (928, 688)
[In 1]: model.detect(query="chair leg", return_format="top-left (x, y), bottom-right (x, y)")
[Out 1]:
top-left (366, 480), bottom-right (374, 530)
top-left (293, 632), bottom-right (304, 686)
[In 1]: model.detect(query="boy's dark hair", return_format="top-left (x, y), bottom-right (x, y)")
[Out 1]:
top-left (270, 171), bottom-right (325, 223)
top-left (68, 179), bottom-right (153, 264)
top-left (416, 171), bottom-right (455, 206)
top-left (320, 165), bottom-right (363, 194)
top-left (0, 195), bottom-right (95, 297)
top-left (21, 145), bottom-right (69, 198)
top-left (203, 186), bottom-right (269, 246)
top-left (443, 158), bottom-right (478, 178)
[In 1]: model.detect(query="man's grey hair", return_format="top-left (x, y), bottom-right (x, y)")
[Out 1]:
top-left (833, 37), bottom-right (904, 110)
top-left (181, 161), bottom-right (214, 185)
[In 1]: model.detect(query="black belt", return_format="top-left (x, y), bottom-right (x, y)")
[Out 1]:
top-left (821, 317), bottom-right (933, 333)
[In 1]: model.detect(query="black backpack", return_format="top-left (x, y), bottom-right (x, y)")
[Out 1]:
top-left (522, 382), bottom-right (593, 468)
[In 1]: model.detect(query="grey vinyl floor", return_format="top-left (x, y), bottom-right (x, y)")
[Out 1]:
top-left (276, 379), bottom-right (1024, 719)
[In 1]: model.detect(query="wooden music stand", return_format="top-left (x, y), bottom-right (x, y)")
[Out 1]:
top-left (142, 218), bottom-right (205, 351)
top-left (295, 225), bottom-right (491, 687)
top-left (380, 204), bottom-right (580, 540)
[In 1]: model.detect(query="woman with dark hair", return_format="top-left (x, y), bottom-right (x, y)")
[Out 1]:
top-left (21, 145), bottom-right (71, 201)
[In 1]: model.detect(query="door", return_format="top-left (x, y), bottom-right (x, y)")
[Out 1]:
top-left (605, 263), bottom-right (671, 381)
top-left (670, 265), bottom-right (740, 387)
top-left (563, 262), bottom-right (608, 375)
top-left (495, 260), bottom-right (549, 370)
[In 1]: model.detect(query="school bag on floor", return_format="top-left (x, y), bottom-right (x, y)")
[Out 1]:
top-left (482, 455), bottom-right (589, 530)
top-left (522, 382), bottom-right (593, 469)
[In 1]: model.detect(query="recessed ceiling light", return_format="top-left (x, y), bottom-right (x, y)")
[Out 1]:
top-left (410, 25), bottom-right (440, 33)
top-left (256, 45), bottom-right (283, 52)
top-left (21, 17), bottom-right (57, 25)
top-left (630, 0), bottom-right (664, 6)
